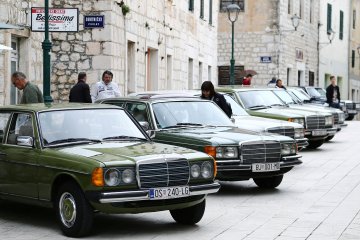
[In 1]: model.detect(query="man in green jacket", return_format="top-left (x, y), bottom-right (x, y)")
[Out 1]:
top-left (11, 71), bottom-right (44, 104)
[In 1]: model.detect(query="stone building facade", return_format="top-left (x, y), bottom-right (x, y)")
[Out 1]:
top-left (218, 0), bottom-right (319, 86)
top-left (0, 0), bottom-right (44, 105)
top-left (349, 0), bottom-right (360, 102)
top-left (0, 0), bottom-right (219, 103)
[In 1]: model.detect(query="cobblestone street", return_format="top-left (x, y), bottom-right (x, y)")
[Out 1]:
top-left (1, 121), bottom-right (360, 240)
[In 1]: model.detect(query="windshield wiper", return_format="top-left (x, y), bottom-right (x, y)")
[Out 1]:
top-left (102, 136), bottom-right (147, 141)
top-left (162, 123), bottom-right (204, 129)
top-left (270, 104), bottom-right (285, 107)
top-left (47, 138), bottom-right (102, 145)
top-left (248, 105), bottom-right (268, 110)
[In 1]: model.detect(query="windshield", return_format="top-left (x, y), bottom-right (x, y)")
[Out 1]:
top-left (290, 89), bottom-right (311, 102)
top-left (272, 90), bottom-right (296, 104)
top-left (305, 87), bottom-right (322, 97)
top-left (223, 95), bottom-right (249, 116)
top-left (152, 101), bottom-right (233, 129)
top-left (315, 88), bottom-right (326, 97)
top-left (39, 109), bottom-right (146, 146)
top-left (236, 90), bottom-right (285, 108)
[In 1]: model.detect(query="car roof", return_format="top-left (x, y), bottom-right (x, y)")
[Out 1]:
top-left (0, 103), bottom-right (121, 112)
top-left (98, 96), bottom-right (213, 104)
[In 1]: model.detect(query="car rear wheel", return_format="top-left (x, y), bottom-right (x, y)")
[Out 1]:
top-left (170, 199), bottom-right (205, 225)
top-left (307, 139), bottom-right (324, 149)
top-left (55, 181), bottom-right (94, 237)
top-left (253, 175), bottom-right (283, 188)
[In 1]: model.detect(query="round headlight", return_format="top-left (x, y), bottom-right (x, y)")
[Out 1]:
top-left (294, 128), bottom-right (304, 138)
top-left (191, 164), bottom-right (201, 178)
top-left (201, 161), bottom-right (213, 179)
top-left (104, 169), bottom-right (120, 186)
top-left (122, 169), bottom-right (135, 184)
top-left (281, 144), bottom-right (291, 155)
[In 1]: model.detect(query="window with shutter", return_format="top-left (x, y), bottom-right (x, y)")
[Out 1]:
top-left (327, 3), bottom-right (332, 33)
top-left (339, 10), bottom-right (344, 40)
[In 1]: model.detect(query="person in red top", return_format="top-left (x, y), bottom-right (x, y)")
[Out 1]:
top-left (242, 74), bottom-right (252, 85)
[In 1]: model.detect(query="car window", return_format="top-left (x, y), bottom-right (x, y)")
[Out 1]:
top-left (0, 113), bottom-right (11, 143)
top-left (39, 109), bottom-right (146, 146)
top-left (152, 101), bottom-right (233, 128)
top-left (223, 95), bottom-right (248, 116)
top-left (125, 102), bottom-right (149, 123)
top-left (7, 113), bottom-right (34, 145)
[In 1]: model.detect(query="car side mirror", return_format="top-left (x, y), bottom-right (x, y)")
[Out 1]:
top-left (230, 117), bottom-right (235, 123)
top-left (146, 130), bottom-right (156, 139)
top-left (16, 136), bottom-right (34, 147)
top-left (139, 121), bottom-right (150, 131)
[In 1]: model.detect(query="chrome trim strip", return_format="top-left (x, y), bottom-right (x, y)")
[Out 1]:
top-left (98, 183), bottom-right (220, 203)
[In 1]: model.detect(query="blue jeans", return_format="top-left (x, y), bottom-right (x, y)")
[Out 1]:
top-left (329, 102), bottom-right (340, 109)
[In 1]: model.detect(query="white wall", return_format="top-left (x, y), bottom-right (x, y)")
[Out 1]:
top-left (319, 0), bottom-right (350, 98)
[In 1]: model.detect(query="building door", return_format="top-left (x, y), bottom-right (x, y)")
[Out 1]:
top-left (146, 48), bottom-right (159, 91)
top-left (309, 71), bottom-right (315, 86)
top-left (10, 38), bottom-right (20, 104)
top-left (127, 41), bottom-right (136, 94)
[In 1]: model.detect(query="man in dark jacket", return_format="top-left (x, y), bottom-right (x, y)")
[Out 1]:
top-left (200, 81), bottom-right (232, 118)
top-left (11, 71), bottom-right (44, 104)
top-left (326, 76), bottom-right (340, 108)
top-left (69, 72), bottom-right (92, 103)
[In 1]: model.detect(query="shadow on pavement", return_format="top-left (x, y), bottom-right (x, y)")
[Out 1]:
top-left (211, 181), bottom-right (280, 197)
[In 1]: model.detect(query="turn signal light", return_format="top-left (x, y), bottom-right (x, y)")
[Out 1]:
top-left (204, 146), bottom-right (216, 158)
top-left (92, 167), bottom-right (104, 187)
top-left (213, 158), bottom-right (217, 178)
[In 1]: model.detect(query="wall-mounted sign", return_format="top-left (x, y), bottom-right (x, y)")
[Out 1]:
top-left (296, 48), bottom-right (304, 61)
top-left (84, 15), bottom-right (105, 28)
top-left (260, 56), bottom-right (272, 63)
top-left (31, 8), bottom-right (79, 32)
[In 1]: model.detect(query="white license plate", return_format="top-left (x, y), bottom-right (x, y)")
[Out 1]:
top-left (252, 163), bottom-right (280, 172)
top-left (312, 130), bottom-right (327, 136)
top-left (149, 186), bottom-right (190, 200)
top-left (348, 110), bottom-right (357, 114)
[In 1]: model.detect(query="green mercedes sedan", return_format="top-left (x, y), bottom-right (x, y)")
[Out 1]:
top-left (0, 104), bottom-right (219, 237)
top-left (97, 97), bottom-right (302, 190)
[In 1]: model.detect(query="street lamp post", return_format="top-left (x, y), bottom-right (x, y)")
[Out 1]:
top-left (42, 0), bottom-right (53, 103)
top-left (226, 4), bottom-right (240, 86)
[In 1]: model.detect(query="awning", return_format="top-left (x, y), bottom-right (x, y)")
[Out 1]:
top-left (0, 22), bottom-right (24, 30)
top-left (0, 44), bottom-right (13, 50)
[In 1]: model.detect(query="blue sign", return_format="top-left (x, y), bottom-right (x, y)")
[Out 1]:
top-left (84, 15), bottom-right (104, 28)
top-left (260, 56), bottom-right (272, 63)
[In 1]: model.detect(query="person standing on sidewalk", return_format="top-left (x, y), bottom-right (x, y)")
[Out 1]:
top-left (326, 76), bottom-right (341, 108)
top-left (11, 71), bottom-right (44, 104)
top-left (91, 70), bottom-right (121, 102)
top-left (69, 72), bottom-right (92, 103)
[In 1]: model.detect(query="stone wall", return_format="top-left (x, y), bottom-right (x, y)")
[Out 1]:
top-left (51, 0), bottom-right (219, 101)
top-left (217, 0), bottom-right (319, 86)
top-left (0, 0), bottom-right (44, 105)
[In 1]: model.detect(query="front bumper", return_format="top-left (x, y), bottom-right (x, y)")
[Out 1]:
top-left (215, 155), bottom-right (302, 180)
top-left (89, 182), bottom-right (220, 204)
top-left (326, 127), bottom-right (337, 136)
top-left (295, 138), bottom-right (308, 149)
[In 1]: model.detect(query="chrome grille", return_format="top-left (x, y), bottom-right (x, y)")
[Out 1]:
top-left (306, 115), bottom-right (325, 130)
top-left (332, 113), bottom-right (339, 125)
top-left (346, 103), bottom-right (355, 110)
top-left (267, 127), bottom-right (295, 138)
top-left (241, 141), bottom-right (281, 164)
top-left (138, 159), bottom-right (189, 189)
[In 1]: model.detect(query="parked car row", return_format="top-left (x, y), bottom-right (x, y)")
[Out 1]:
top-left (293, 86), bottom-right (360, 120)
top-left (0, 86), bottom-right (348, 237)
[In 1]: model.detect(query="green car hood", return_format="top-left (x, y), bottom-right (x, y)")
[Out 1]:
top-left (155, 126), bottom-right (284, 146)
top-left (58, 141), bottom-right (209, 166)
top-left (287, 104), bottom-right (339, 114)
top-left (232, 115), bottom-right (303, 132)
top-left (250, 106), bottom-right (330, 119)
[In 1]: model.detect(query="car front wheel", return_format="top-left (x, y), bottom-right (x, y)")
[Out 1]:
top-left (253, 175), bottom-right (283, 188)
top-left (55, 181), bottom-right (94, 237)
top-left (307, 139), bottom-right (324, 149)
top-left (170, 199), bottom-right (205, 225)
